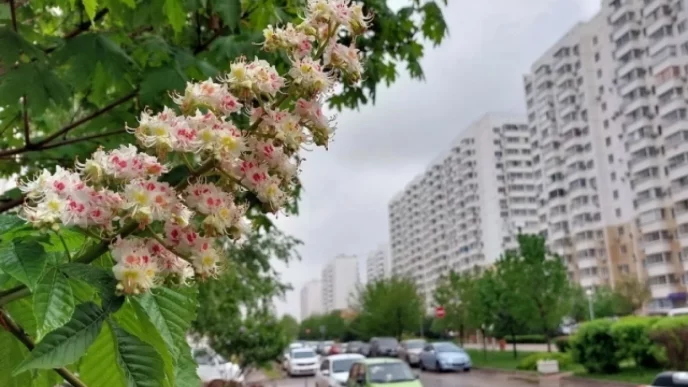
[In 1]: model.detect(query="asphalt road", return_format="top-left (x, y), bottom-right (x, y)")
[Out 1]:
top-left (262, 371), bottom-right (541, 387)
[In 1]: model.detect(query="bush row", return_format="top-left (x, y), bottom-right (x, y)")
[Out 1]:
top-left (505, 334), bottom-right (547, 344)
top-left (517, 352), bottom-right (572, 371)
top-left (569, 316), bottom-right (688, 373)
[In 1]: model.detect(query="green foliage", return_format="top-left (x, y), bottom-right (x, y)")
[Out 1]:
top-left (299, 310), bottom-right (350, 341)
top-left (33, 267), bottom-right (75, 339)
top-left (555, 337), bottom-right (570, 353)
top-left (279, 314), bottom-right (300, 341)
top-left (516, 352), bottom-right (572, 371)
top-left (0, 239), bottom-right (48, 291)
top-left (649, 316), bottom-right (688, 370)
top-left (505, 335), bottom-right (547, 344)
top-left (570, 319), bottom-right (622, 374)
top-left (611, 316), bottom-right (661, 368)
top-left (353, 276), bottom-right (424, 340)
top-left (432, 271), bottom-right (475, 342)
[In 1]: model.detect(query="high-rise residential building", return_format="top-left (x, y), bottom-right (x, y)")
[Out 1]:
top-left (321, 254), bottom-right (359, 312)
top-left (603, 0), bottom-right (688, 311)
top-left (389, 113), bottom-right (537, 307)
top-left (300, 279), bottom-right (322, 321)
top-left (366, 244), bottom-right (390, 283)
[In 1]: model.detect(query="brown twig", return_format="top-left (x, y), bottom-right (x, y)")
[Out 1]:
top-left (0, 309), bottom-right (88, 387)
top-left (38, 129), bottom-right (126, 151)
top-left (22, 95), bottom-right (30, 147)
top-left (193, 30), bottom-right (222, 54)
top-left (44, 8), bottom-right (111, 54)
top-left (8, 0), bottom-right (18, 31)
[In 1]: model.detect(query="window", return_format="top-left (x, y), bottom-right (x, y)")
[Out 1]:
top-left (611, 172), bottom-right (616, 181)
top-left (593, 36), bottom-right (598, 45)
top-left (321, 360), bottom-right (330, 371)
top-left (602, 102), bottom-right (607, 111)
top-left (616, 208), bottom-right (622, 217)
top-left (595, 52), bottom-right (600, 62)
top-left (608, 154), bottom-right (614, 163)
top-left (597, 69), bottom-right (602, 78)
top-left (604, 119), bottom-right (609, 129)
top-left (599, 85), bottom-right (604, 94)
top-left (606, 137), bottom-right (611, 146)
top-left (613, 190), bottom-right (619, 199)
top-left (621, 245), bottom-right (628, 254)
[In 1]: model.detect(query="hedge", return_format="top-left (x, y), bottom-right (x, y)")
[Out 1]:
top-left (555, 337), bottom-right (570, 353)
top-left (505, 334), bottom-right (547, 344)
top-left (610, 316), bottom-right (661, 368)
top-left (570, 319), bottom-right (622, 373)
top-left (517, 352), bottom-right (572, 371)
top-left (649, 316), bottom-right (688, 370)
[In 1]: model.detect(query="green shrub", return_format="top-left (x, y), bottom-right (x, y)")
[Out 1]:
top-left (610, 316), bottom-right (661, 368)
top-left (570, 319), bottom-right (622, 374)
top-left (555, 337), bottom-right (570, 353)
top-left (649, 316), bottom-right (688, 370)
top-left (505, 334), bottom-right (546, 344)
top-left (516, 352), bottom-right (572, 371)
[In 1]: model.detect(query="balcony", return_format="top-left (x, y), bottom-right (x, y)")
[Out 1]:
top-left (610, 1), bottom-right (632, 24)
top-left (616, 39), bottom-right (644, 61)
top-left (643, 238), bottom-right (673, 256)
top-left (668, 162), bottom-right (688, 181)
top-left (646, 11), bottom-right (674, 37)
top-left (574, 238), bottom-right (600, 252)
top-left (646, 261), bottom-right (676, 277)
top-left (557, 88), bottom-right (576, 103)
top-left (636, 194), bottom-right (666, 213)
top-left (664, 116), bottom-right (688, 138)
top-left (559, 103), bottom-right (577, 119)
top-left (612, 20), bottom-right (640, 42)
top-left (629, 155), bottom-right (660, 174)
top-left (624, 116), bottom-right (653, 136)
top-left (628, 135), bottom-right (657, 154)
top-left (658, 97), bottom-right (688, 118)
top-left (623, 95), bottom-right (652, 115)
top-left (673, 185), bottom-right (688, 202)
top-left (644, 0), bottom-right (671, 20)
top-left (617, 59), bottom-right (643, 80)
top-left (578, 256), bottom-right (598, 270)
top-left (656, 75), bottom-right (685, 96)
top-left (675, 207), bottom-right (688, 225)
top-left (648, 35), bottom-right (673, 57)
top-left (619, 76), bottom-right (647, 97)
top-left (560, 119), bottom-right (583, 134)
top-left (649, 283), bottom-right (682, 299)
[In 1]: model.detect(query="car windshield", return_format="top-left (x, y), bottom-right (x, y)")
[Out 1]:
top-left (193, 350), bottom-right (216, 365)
top-left (435, 343), bottom-right (462, 353)
top-left (367, 363), bottom-right (415, 383)
top-left (293, 350), bottom-right (315, 358)
top-left (406, 341), bottom-right (425, 349)
top-left (332, 359), bottom-right (358, 373)
top-left (378, 339), bottom-right (398, 347)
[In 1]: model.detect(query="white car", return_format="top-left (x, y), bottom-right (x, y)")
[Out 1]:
top-left (193, 348), bottom-right (244, 384)
top-left (315, 354), bottom-right (364, 387)
top-left (287, 348), bottom-right (319, 377)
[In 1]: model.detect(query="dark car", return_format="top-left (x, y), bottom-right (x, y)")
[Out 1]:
top-left (651, 371), bottom-right (688, 386)
top-left (346, 341), bottom-right (364, 353)
top-left (369, 337), bottom-right (400, 357)
top-left (358, 343), bottom-right (371, 357)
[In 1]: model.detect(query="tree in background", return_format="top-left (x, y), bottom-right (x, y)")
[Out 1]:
top-left (353, 276), bottom-right (424, 340)
top-left (298, 311), bottom-right (349, 341)
top-left (510, 234), bottom-right (572, 352)
top-left (432, 271), bottom-right (474, 344)
top-left (615, 276), bottom-right (651, 314)
top-left (489, 255), bottom-right (530, 358)
top-left (0, 0), bottom-right (449, 213)
top-left (279, 314), bottom-right (300, 341)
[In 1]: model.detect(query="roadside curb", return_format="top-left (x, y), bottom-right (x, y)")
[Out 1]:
top-left (559, 376), bottom-right (641, 387)
top-left (472, 367), bottom-right (643, 387)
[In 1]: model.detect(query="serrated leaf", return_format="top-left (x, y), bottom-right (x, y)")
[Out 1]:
top-left (33, 267), bottom-right (75, 338)
top-left (14, 302), bottom-right (107, 373)
top-left (0, 214), bottom-right (24, 234)
top-left (0, 331), bottom-right (33, 387)
top-left (79, 322), bottom-right (126, 387)
top-left (83, 0), bottom-right (98, 20)
top-left (133, 287), bottom-right (197, 358)
top-left (5, 298), bottom-right (38, 337)
top-left (59, 262), bottom-right (121, 310)
top-left (164, 0), bottom-right (186, 33)
top-left (0, 62), bottom-right (70, 114)
top-left (0, 239), bottom-right (47, 290)
top-left (0, 27), bottom-right (45, 64)
top-left (174, 343), bottom-right (200, 387)
top-left (112, 321), bottom-right (166, 387)
top-left (212, 0), bottom-right (241, 30)
top-left (139, 64), bottom-right (186, 105)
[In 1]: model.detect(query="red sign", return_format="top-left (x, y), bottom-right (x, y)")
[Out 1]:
top-left (435, 306), bottom-right (445, 318)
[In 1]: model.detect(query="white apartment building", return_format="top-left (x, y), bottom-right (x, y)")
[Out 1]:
top-left (389, 114), bottom-right (538, 307)
top-left (300, 280), bottom-right (322, 320)
top-left (366, 244), bottom-right (390, 283)
top-left (321, 254), bottom-right (359, 312)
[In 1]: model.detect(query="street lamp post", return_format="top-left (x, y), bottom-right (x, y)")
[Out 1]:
top-left (586, 289), bottom-right (595, 321)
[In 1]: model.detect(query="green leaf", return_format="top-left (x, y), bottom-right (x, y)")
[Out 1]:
top-left (0, 62), bottom-right (70, 114)
top-left (164, 0), bottom-right (186, 33)
top-left (174, 346), bottom-right (200, 387)
top-left (0, 239), bottom-right (47, 290)
top-left (14, 302), bottom-right (107, 373)
top-left (33, 267), bottom-right (75, 338)
top-left (0, 214), bottom-right (24, 234)
top-left (112, 321), bottom-right (166, 387)
top-left (139, 64), bottom-right (186, 106)
top-left (132, 287), bottom-right (197, 358)
top-left (59, 262), bottom-right (121, 310)
top-left (5, 298), bottom-right (38, 337)
top-left (0, 27), bottom-right (45, 64)
top-left (79, 322), bottom-right (126, 387)
top-left (0, 331), bottom-right (33, 387)
top-left (83, 0), bottom-right (98, 20)
top-left (212, 0), bottom-right (241, 30)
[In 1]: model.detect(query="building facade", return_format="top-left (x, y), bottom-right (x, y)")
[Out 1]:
top-left (299, 279), bottom-right (322, 321)
top-left (389, 114), bottom-right (538, 307)
top-left (321, 254), bottom-right (360, 312)
top-left (366, 245), bottom-right (390, 283)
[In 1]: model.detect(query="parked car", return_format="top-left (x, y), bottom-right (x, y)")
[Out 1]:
top-left (346, 341), bottom-right (364, 354)
top-left (315, 353), bottom-right (364, 387)
top-left (649, 371), bottom-right (688, 386)
top-left (369, 337), bottom-right (400, 357)
top-left (287, 348), bottom-right (319, 377)
top-left (329, 343), bottom-right (345, 355)
top-left (358, 343), bottom-right (371, 357)
top-left (399, 339), bottom-right (426, 367)
top-left (281, 342), bottom-right (306, 370)
top-left (317, 340), bottom-right (335, 355)
top-left (419, 342), bottom-right (471, 372)
top-left (346, 358), bottom-right (421, 387)
top-left (193, 347), bottom-right (244, 384)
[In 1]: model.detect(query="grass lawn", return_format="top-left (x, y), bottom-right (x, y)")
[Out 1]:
top-left (573, 366), bottom-right (661, 385)
top-left (464, 349), bottom-right (538, 370)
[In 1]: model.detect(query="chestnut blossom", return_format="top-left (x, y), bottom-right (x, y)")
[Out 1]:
top-left (121, 179), bottom-right (183, 225)
top-left (172, 79), bottom-right (243, 116)
top-left (220, 59), bottom-right (285, 99)
top-left (324, 43), bottom-right (363, 82)
top-left (263, 23), bottom-right (315, 58)
top-left (76, 145), bottom-right (168, 182)
top-left (111, 237), bottom-right (158, 294)
top-left (295, 98), bottom-right (334, 148)
top-left (307, 0), bottom-right (372, 35)
top-left (288, 57), bottom-right (334, 95)
top-left (184, 182), bottom-right (247, 235)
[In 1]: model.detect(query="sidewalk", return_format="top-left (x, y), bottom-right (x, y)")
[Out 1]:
top-left (461, 342), bottom-right (557, 352)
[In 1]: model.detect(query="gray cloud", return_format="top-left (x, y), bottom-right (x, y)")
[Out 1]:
top-left (273, 0), bottom-right (600, 318)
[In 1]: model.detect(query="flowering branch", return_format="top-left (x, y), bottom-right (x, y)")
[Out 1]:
top-left (0, 310), bottom-right (87, 387)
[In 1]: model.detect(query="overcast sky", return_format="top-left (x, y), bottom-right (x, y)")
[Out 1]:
top-left (272, 0), bottom-right (601, 319)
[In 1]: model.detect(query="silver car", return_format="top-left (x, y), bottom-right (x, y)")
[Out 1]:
top-left (651, 371), bottom-right (688, 386)
top-left (399, 339), bottom-right (426, 367)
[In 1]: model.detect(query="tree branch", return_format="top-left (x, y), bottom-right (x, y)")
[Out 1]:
top-left (40, 129), bottom-right (126, 151)
top-left (0, 309), bottom-right (88, 387)
top-left (8, 0), bottom-right (18, 31)
top-left (193, 30), bottom-right (222, 54)
top-left (44, 8), bottom-right (111, 54)
top-left (22, 95), bottom-right (30, 147)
